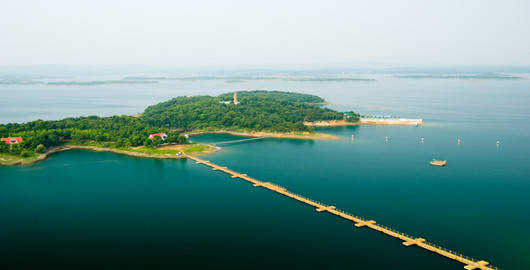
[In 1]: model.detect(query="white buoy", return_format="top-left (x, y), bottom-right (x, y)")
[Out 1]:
top-left (457, 139), bottom-right (461, 144)
top-left (421, 137), bottom-right (424, 142)
top-left (496, 140), bottom-right (501, 145)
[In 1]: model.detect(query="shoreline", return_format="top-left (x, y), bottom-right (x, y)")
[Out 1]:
top-left (304, 120), bottom-right (359, 127)
top-left (0, 129), bottom-right (337, 166)
top-left (304, 118), bottom-right (424, 127)
top-left (359, 118), bottom-right (423, 126)
top-left (1, 120), bottom-right (422, 166)
top-left (187, 130), bottom-right (341, 140)
top-left (0, 143), bottom-right (217, 167)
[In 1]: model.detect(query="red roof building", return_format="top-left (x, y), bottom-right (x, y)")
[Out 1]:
top-left (148, 133), bottom-right (167, 140)
top-left (1, 137), bottom-right (23, 145)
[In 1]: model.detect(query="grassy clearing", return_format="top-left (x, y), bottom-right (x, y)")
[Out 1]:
top-left (67, 140), bottom-right (215, 156)
top-left (0, 152), bottom-right (41, 166)
top-left (183, 144), bottom-right (215, 154)
top-left (1, 141), bottom-right (217, 166)
top-left (119, 146), bottom-right (180, 155)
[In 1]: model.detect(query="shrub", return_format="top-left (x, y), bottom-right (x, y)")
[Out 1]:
top-left (0, 142), bottom-right (8, 153)
top-left (9, 144), bottom-right (21, 155)
top-left (35, 144), bottom-right (47, 153)
top-left (20, 150), bottom-right (32, 158)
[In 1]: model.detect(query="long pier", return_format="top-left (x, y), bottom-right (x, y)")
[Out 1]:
top-left (186, 155), bottom-right (500, 270)
top-left (210, 136), bottom-right (270, 146)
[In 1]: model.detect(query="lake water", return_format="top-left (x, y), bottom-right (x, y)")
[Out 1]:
top-left (1, 75), bottom-right (529, 269)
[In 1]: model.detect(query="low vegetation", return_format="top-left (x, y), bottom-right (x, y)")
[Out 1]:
top-left (68, 140), bottom-right (215, 156)
top-left (0, 152), bottom-right (41, 166)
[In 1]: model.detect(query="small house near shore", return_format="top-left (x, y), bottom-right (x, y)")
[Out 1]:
top-left (148, 133), bottom-right (167, 140)
top-left (1, 137), bottom-right (23, 145)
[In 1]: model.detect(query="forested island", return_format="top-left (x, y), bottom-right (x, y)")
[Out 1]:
top-left (142, 91), bottom-right (345, 132)
top-left (0, 91), bottom-right (359, 165)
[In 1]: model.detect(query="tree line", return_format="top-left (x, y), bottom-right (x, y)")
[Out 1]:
top-left (0, 116), bottom-right (186, 155)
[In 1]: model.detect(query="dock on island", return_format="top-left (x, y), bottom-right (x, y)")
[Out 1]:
top-left (360, 117), bottom-right (423, 126)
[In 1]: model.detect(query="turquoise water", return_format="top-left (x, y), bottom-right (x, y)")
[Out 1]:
top-left (1, 75), bottom-right (530, 269)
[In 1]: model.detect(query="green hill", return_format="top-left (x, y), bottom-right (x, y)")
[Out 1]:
top-left (1, 91), bottom-right (352, 157)
top-left (142, 91), bottom-right (343, 132)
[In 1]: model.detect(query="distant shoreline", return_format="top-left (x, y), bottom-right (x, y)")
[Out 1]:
top-left (0, 80), bottom-right (158, 86)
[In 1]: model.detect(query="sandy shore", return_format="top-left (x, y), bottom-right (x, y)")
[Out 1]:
top-left (304, 118), bottom-right (423, 126)
top-left (187, 130), bottom-right (340, 140)
top-left (304, 120), bottom-right (359, 127)
top-left (359, 118), bottom-right (423, 125)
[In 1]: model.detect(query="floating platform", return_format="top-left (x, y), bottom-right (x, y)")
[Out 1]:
top-left (430, 160), bottom-right (447, 166)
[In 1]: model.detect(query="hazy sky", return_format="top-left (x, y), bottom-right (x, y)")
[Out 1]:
top-left (2, 0), bottom-right (529, 67)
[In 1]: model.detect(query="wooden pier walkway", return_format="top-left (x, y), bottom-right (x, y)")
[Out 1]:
top-left (186, 155), bottom-right (500, 270)
top-left (210, 136), bottom-right (270, 146)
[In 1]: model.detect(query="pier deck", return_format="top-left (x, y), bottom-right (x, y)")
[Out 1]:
top-left (210, 136), bottom-right (270, 146)
top-left (186, 155), bottom-right (499, 270)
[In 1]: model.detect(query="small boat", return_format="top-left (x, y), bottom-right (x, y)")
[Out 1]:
top-left (429, 159), bottom-right (447, 166)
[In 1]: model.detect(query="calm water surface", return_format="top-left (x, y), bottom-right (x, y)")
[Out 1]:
top-left (1, 75), bottom-right (529, 269)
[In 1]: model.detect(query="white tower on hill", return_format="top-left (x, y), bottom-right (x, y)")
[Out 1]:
top-left (233, 92), bottom-right (239, 104)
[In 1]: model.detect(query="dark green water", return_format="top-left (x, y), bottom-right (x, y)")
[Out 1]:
top-left (1, 76), bottom-right (530, 269)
